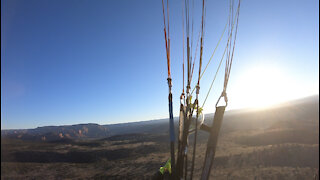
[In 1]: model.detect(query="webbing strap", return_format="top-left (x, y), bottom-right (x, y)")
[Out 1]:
top-left (176, 96), bottom-right (192, 178)
top-left (178, 102), bottom-right (185, 147)
top-left (200, 106), bottom-right (226, 180)
top-left (162, 0), bottom-right (176, 177)
top-left (169, 94), bottom-right (175, 142)
top-left (177, 102), bottom-right (184, 175)
top-left (168, 92), bottom-right (175, 172)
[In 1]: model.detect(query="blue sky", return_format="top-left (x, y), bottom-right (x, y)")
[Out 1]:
top-left (1, 0), bottom-right (319, 129)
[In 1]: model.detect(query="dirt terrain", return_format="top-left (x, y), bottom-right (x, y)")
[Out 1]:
top-left (1, 96), bottom-right (319, 179)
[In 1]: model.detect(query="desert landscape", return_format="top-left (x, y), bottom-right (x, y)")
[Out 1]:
top-left (1, 95), bottom-right (319, 179)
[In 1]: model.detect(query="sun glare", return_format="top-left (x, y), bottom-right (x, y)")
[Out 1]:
top-left (228, 65), bottom-right (309, 110)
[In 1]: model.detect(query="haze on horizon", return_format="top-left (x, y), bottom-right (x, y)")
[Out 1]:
top-left (1, 0), bottom-right (319, 129)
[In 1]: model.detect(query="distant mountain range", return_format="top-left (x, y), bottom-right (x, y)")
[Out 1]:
top-left (1, 95), bottom-right (318, 142)
top-left (1, 123), bottom-right (109, 141)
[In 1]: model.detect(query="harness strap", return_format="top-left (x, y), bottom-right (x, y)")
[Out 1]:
top-left (200, 106), bottom-right (226, 180)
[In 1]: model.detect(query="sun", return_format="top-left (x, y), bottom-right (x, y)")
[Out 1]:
top-left (228, 65), bottom-right (305, 110)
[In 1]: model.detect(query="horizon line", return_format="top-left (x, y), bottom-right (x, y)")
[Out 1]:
top-left (1, 93), bottom-right (318, 131)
